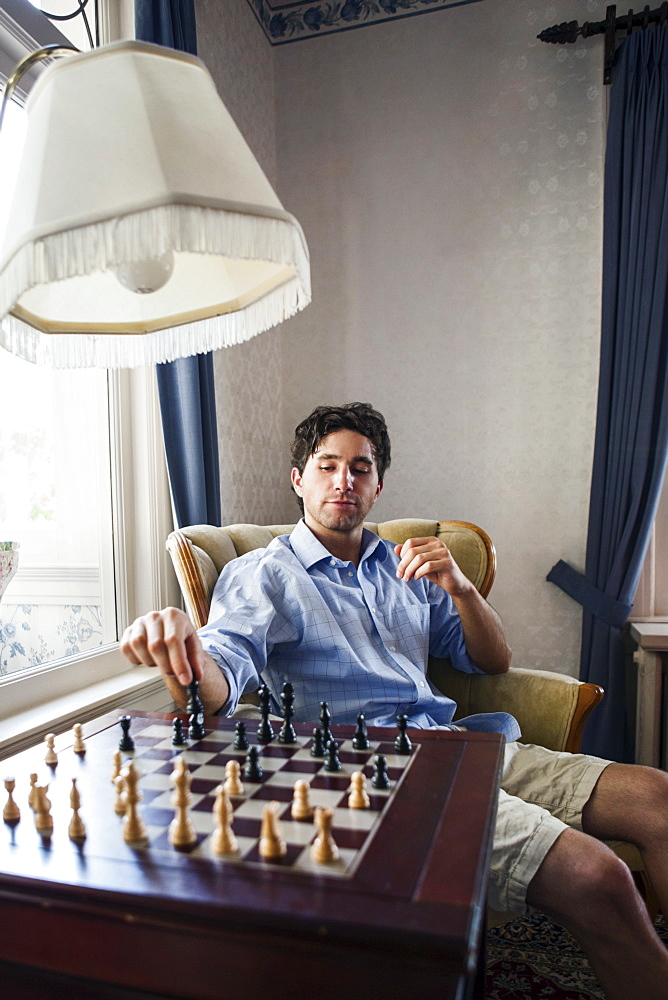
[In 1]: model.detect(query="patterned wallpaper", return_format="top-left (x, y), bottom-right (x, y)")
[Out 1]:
top-left (196, 0), bottom-right (609, 676)
top-left (195, 1), bottom-right (289, 525)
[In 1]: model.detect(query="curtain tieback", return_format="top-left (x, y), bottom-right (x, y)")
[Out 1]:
top-left (546, 560), bottom-right (632, 629)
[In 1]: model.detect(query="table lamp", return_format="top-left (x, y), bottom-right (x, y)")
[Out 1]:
top-left (0, 40), bottom-right (310, 368)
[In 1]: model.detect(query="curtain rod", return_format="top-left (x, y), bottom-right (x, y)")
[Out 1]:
top-left (538, 3), bottom-right (668, 83)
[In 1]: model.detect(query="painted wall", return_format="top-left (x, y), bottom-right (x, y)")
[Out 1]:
top-left (197, 0), bottom-right (610, 677)
top-left (195, 0), bottom-right (287, 524)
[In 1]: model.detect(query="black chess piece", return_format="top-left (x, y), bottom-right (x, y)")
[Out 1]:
top-left (393, 714), bottom-right (413, 755)
top-left (371, 754), bottom-right (391, 789)
top-left (324, 739), bottom-right (342, 772)
top-left (256, 684), bottom-right (275, 744)
top-left (187, 679), bottom-right (205, 740)
top-left (352, 713), bottom-right (370, 751)
top-left (243, 745), bottom-right (264, 782)
top-left (233, 720), bottom-right (249, 751)
top-left (118, 715), bottom-right (135, 752)
top-left (171, 717), bottom-right (187, 746)
top-left (319, 701), bottom-right (332, 747)
top-left (278, 682), bottom-right (297, 744)
top-left (310, 727), bottom-right (326, 758)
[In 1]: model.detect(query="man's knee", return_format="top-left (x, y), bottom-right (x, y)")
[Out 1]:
top-left (570, 844), bottom-right (637, 909)
top-left (528, 830), bottom-right (637, 922)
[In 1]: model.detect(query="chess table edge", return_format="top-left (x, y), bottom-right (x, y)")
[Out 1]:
top-left (0, 712), bottom-right (503, 1000)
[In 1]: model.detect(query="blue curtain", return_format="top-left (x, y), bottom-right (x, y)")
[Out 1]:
top-left (548, 28), bottom-right (668, 762)
top-left (135, 0), bottom-right (221, 528)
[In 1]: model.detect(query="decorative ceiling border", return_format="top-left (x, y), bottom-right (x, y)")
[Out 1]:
top-left (246, 0), bottom-right (485, 45)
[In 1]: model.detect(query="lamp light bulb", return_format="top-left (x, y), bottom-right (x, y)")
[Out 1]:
top-left (115, 250), bottom-right (175, 294)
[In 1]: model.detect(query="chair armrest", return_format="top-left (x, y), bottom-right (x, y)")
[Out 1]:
top-left (428, 659), bottom-right (604, 753)
top-left (165, 529), bottom-right (213, 629)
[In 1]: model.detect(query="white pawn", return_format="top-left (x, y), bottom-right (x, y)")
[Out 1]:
top-left (291, 779), bottom-right (314, 821)
top-left (211, 786), bottom-right (238, 855)
top-left (223, 759), bottom-right (244, 796)
top-left (114, 773), bottom-right (127, 815)
top-left (311, 806), bottom-right (339, 863)
top-left (348, 770), bottom-right (370, 809)
top-left (68, 777), bottom-right (86, 840)
top-left (3, 777), bottom-right (20, 822)
top-left (28, 773), bottom-right (39, 811)
top-left (111, 749), bottom-right (122, 785)
top-left (72, 723), bottom-right (85, 755)
top-left (44, 732), bottom-right (57, 765)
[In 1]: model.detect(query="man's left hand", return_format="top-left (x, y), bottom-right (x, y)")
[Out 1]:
top-left (394, 536), bottom-right (473, 597)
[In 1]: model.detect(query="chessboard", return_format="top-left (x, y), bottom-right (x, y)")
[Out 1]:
top-left (4, 715), bottom-right (417, 881)
top-left (0, 710), bottom-right (503, 1000)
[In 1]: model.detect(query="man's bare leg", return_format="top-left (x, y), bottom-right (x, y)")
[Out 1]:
top-left (582, 762), bottom-right (668, 912)
top-left (526, 763), bottom-right (668, 1000)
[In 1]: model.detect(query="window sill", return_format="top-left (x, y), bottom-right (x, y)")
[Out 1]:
top-left (0, 665), bottom-right (174, 759)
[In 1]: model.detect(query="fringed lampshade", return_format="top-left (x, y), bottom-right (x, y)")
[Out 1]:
top-left (0, 40), bottom-right (310, 368)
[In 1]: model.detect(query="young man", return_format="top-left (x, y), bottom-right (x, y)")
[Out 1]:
top-left (122, 402), bottom-right (668, 1000)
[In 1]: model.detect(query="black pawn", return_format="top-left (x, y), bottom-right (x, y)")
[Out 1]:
top-left (394, 714), bottom-right (413, 755)
top-left (278, 682), bottom-right (297, 744)
top-left (118, 715), bottom-right (135, 752)
top-left (324, 739), bottom-right (342, 772)
top-left (187, 679), bottom-right (205, 740)
top-left (171, 717), bottom-right (187, 746)
top-left (233, 720), bottom-right (249, 751)
top-left (257, 684), bottom-right (275, 744)
top-left (310, 727), bottom-right (326, 758)
top-left (352, 713), bottom-right (370, 751)
top-left (243, 745), bottom-right (264, 782)
top-left (371, 754), bottom-right (390, 790)
top-left (319, 701), bottom-right (332, 747)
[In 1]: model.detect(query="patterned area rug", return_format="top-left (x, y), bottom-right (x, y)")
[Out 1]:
top-left (485, 910), bottom-right (668, 999)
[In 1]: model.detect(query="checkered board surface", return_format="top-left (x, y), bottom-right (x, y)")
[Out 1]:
top-left (4, 719), bottom-right (418, 881)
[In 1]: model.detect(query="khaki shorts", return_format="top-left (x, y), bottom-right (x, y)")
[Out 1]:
top-left (488, 741), bottom-right (611, 915)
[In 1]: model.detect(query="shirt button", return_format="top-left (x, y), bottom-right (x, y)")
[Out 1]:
top-left (372, 608), bottom-right (377, 613)
top-left (348, 571), bottom-right (354, 577)
top-left (330, 559), bottom-right (336, 566)
top-left (419, 681), bottom-right (425, 687)
top-left (389, 645), bottom-right (396, 651)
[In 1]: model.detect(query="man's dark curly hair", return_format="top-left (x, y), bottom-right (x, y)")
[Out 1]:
top-left (291, 403), bottom-right (391, 514)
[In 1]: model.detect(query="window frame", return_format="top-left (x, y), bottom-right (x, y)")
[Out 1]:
top-left (0, 0), bottom-right (179, 726)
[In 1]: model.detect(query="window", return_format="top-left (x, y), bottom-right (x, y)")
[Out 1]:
top-left (0, 1), bottom-right (113, 678)
top-left (0, 0), bottom-right (178, 733)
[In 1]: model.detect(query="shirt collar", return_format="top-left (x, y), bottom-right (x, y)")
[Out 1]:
top-left (289, 518), bottom-right (388, 570)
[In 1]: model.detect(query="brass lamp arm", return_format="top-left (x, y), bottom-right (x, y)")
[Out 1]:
top-left (0, 44), bottom-right (79, 134)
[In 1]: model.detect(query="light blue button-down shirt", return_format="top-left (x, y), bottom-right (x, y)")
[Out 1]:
top-left (199, 520), bottom-right (520, 741)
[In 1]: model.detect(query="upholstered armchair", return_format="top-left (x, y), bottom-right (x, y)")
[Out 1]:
top-left (165, 517), bottom-right (654, 918)
top-left (166, 518), bottom-right (603, 753)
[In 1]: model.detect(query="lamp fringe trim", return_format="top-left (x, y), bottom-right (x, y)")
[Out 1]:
top-left (0, 275), bottom-right (308, 368)
top-left (0, 204), bottom-right (311, 367)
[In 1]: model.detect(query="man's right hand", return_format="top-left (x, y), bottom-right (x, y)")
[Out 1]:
top-left (121, 608), bottom-right (231, 714)
top-left (121, 607), bottom-right (205, 687)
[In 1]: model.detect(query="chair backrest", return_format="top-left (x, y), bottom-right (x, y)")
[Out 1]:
top-left (166, 518), bottom-right (496, 629)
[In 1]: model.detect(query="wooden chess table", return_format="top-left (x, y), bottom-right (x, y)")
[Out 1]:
top-left (0, 711), bottom-right (503, 1000)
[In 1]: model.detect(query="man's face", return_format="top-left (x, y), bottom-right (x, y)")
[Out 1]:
top-left (291, 429), bottom-right (383, 535)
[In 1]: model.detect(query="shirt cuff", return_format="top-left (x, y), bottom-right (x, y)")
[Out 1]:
top-left (204, 648), bottom-right (240, 716)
